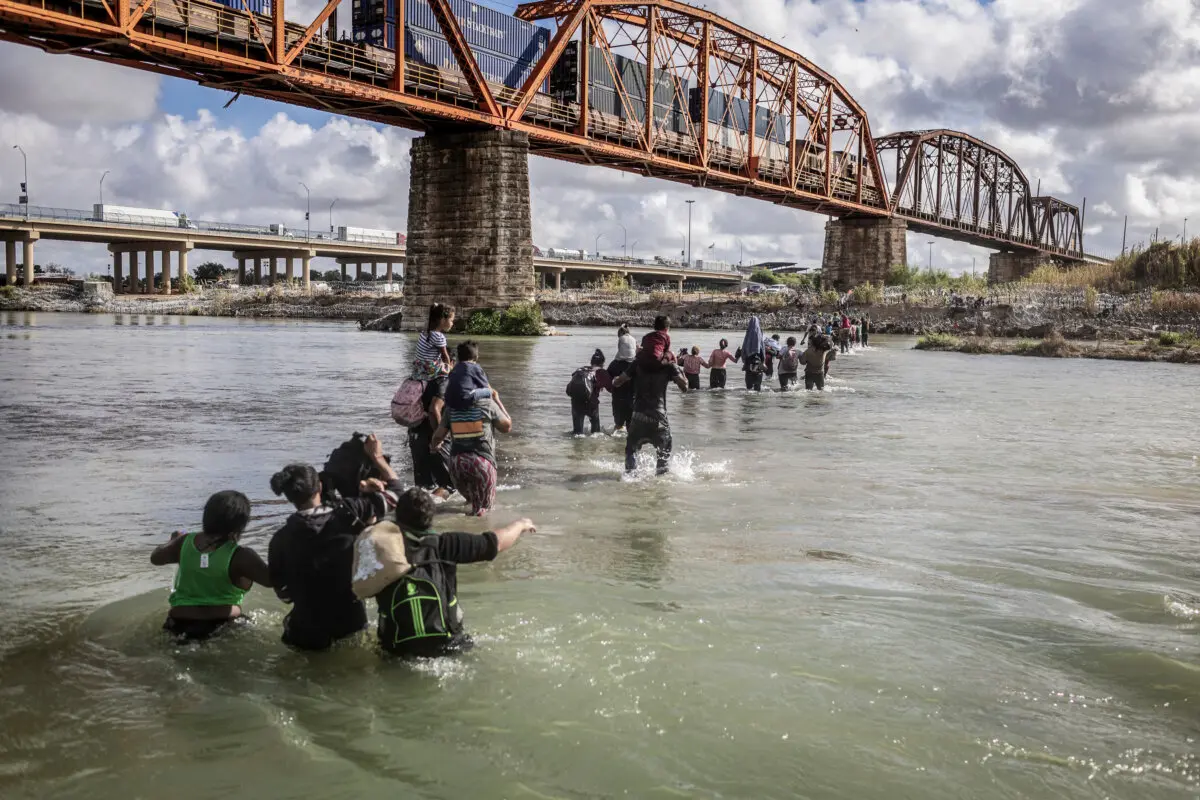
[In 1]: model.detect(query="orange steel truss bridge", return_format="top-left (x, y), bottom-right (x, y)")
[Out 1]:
top-left (0, 0), bottom-right (1086, 259)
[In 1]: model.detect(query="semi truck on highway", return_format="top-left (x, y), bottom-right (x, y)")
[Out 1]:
top-left (92, 204), bottom-right (197, 229)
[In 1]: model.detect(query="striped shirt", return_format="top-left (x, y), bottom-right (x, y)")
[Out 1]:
top-left (416, 330), bottom-right (447, 363)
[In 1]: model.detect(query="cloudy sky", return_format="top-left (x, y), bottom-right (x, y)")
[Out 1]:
top-left (0, 0), bottom-right (1196, 276)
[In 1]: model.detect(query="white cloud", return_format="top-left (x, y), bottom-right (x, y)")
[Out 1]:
top-left (3, 0), bottom-right (1199, 274)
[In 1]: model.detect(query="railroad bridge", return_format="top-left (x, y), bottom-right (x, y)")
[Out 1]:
top-left (0, 0), bottom-right (1098, 317)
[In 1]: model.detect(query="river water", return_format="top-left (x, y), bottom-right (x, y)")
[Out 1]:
top-left (1, 311), bottom-right (1198, 799)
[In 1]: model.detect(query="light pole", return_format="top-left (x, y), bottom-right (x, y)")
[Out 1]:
top-left (1184, 218), bottom-right (1189, 243)
top-left (685, 199), bottom-right (695, 267)
top-left (927, 240), bottom-right (934, 270)
top-left (99, 170), bottom-right (110, 206)
top-left (617, 222), bottom-right (627, 261)
top-left (630, 240), bottom-right (638, 260)
top-left (12, 145), bottom-right (28, 217)
top-left (329, 198), bottom-right (338, 235)
top-left (594, 232), bottom-right (606, 258)
top-left (299, 181), bottom-right (311, 240)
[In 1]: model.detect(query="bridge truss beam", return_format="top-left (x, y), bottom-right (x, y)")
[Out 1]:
top-left (874, 129), bottom-right (1083, 258)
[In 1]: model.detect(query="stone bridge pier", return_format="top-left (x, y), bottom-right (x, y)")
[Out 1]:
top-left (988, 251), bottom-right (1042, 283)
top-left (108, 241), bottom-right (193, 295)
top-left (821, 217), bottom-right (908, 290)
top-left (403, 128), bottom-right (535, 329)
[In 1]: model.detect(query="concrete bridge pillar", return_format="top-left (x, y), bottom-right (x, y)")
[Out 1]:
top-left (22, 236), bottom-right (37, 287)
top-left (386, 262), bottom-right (395, 284)
top-left (403, 129), bottom-right (534, 328)
top-left (112, 251), bottom-right (124, 294)
top-left (237, 258), bottom-right (246, 286)
top-left (340, 262), bottom-right (347, 282)
top-left (269, 257), bottom-right (278, 286)
top-left (178, 248), bottom-right (189, 290)
top-left (162, 251), bottom-right (172, 295)
top-left (821, 217), bottom-right (907, 290)
top-left (147, 251), bottom-right (156, 294)
top-left (988, 251), bottom-right (1041, 284)
top-left (126, 252), bottom-right (137, 293)
top-left (254, 257), bottom-right (262, 286)
top-left (6, 240), bottom-right (16, 286)
top-left (302, 253), bottom-right (312, 291)
top-left (369, 262), bottom-right (376, 281)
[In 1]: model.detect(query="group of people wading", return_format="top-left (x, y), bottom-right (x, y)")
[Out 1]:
top-left (152, 302), bottom-right (536, 658)
top-left (565, 312), bottom-right (869, 474)
top-left (149, 303), bottom-right (868, 658)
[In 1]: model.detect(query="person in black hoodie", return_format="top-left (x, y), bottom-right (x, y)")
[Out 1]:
top-left (269, 434), bottom-right (402, 651)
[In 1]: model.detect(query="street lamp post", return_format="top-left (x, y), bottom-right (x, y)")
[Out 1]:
top-left (329, 198), bottom-right (338, 235)
top-left (594, 232), bottom-right (606, 258)
top-left (685, 199), bottom-right (695, 267)
top-left (927, 241), bottom-right (934, 270)
top-left (299, 181), bottom-right (311, 241)
top-left (12, 145), bottom-right (28, 218)
top-left (617, 222), bottom-right (628, 261)
top-left (99, 170), bottom-right (110, 207)
top-left (630, 240), bottom-right (638, 260)
top-left (1185, 218), bottom-right (1189, 243)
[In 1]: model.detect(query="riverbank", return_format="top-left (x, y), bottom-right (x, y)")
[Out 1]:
top-left (6, 282), bottom-right (1200, 342)
top-left (0, 283), bottom-right (402, 321)
top-left (914, 330), bottom-right (1200, 364)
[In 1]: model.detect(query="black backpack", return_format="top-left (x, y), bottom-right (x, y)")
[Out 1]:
top-left (321, 432), bottom-right (391, 500)
top-left (565, 366), bottom-right (596, 400)
top-left (376, 534), bottom-right (460, 654)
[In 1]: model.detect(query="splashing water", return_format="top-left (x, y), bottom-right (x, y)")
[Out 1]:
top-left (586, 449), bottom-right (729, 483)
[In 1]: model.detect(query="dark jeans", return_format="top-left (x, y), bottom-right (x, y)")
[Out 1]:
top-left (862, 332), bottom-right (869, 346)
top-left (709, 368), bottom-right (727, 389)
top-left (745, 370), bottom-right (763, 392)
top-left (571, 397), bottom-right (601, 435)
top-left (608, 361), bottom-right (634, 429)
top-left (686, 372), bottom-right (701, 390)
top-left (625, 417), bottom-right (672, 474)
top-left (779, 372), bottom-right (797, 390)
top-left (805, 372), bottom-right (825, 391)
top-left (409, 424), bottom-right (455, 492)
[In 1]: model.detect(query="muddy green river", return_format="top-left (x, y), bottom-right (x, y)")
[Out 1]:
top-left (1, 311), bottom-right (1198, 799)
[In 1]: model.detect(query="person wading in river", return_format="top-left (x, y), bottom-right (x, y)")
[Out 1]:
top-left (613, 351), bottom-right (688, 475)
top-left (680, 346), bottom-right (709, 391)
top-left (373, 488), bottom-right (536, 658)
top-left (408, 373), bottom-right (456, 502)
top-left (151, 490), bottom-right (272, 641)
top-left (777, 336), bottom-right (801, 390)
top-left (608, 324), bottom-right (637, 433)
top-left (707, 338), bottom-right (738, 389)
top-left (268, 435), bottom-right (402, 650)
top-left (567, 348), bottom-right (613, 435)
top-left (800, 335), bottom-right (833, 391)
top-left (737, 316), bottom-right (767, 392)
top-left (431, 341), bottom-right (513, 515)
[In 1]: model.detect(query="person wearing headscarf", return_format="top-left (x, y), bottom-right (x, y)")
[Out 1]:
top-left (607, 324), bottom-right (637, 433)
top-left (736, 316), bottom-right (766, 392)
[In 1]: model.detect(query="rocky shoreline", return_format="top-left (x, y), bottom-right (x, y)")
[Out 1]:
top-left (5, 283), bottom-right (1200, 343)
top-left (914, 331), bottom-right (1200, 365)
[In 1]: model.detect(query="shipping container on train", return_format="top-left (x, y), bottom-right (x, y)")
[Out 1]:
top-left (213, 0), bottom-right (271, 14)
top-left (688, 88), bottom-right (788, 144)
top-left (352, 0), bottom-right (550, 63)
top-left (551, 43), bottom-right (683, 105)
top-left (359, 26), bottom-right (549, 92)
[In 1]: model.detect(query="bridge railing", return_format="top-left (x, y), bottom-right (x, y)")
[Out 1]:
top-left (0, 203), bottom-right (405, 248)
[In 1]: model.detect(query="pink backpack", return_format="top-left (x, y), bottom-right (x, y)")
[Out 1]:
top-left (391, 379), bottom-right (427, 427)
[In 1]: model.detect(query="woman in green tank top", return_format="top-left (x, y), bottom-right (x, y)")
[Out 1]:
top-left (151, 490), bottom-right (272, 641)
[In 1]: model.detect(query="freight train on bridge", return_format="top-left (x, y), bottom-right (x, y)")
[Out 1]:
top-left (0, 0), bottom-right (1102, 319)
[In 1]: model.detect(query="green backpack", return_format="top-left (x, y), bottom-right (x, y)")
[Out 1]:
top-left (376, 534), bottom-right (461, 654)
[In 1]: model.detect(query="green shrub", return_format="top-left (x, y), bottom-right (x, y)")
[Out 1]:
top-left (850, 282), bottom-right (882, 305)
top-left (914, 333), bottom-right (961, 350)
top-left (598, 272), bottom-right (630, 292)
top-left (465, 301), bottom-right (544, 336)
top-left (1158, 331), bottom-right (1182, 347)
top-left (0, 285), bottom-right (15, 299)
top-left (749, 268), bottom-right (779, 285)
